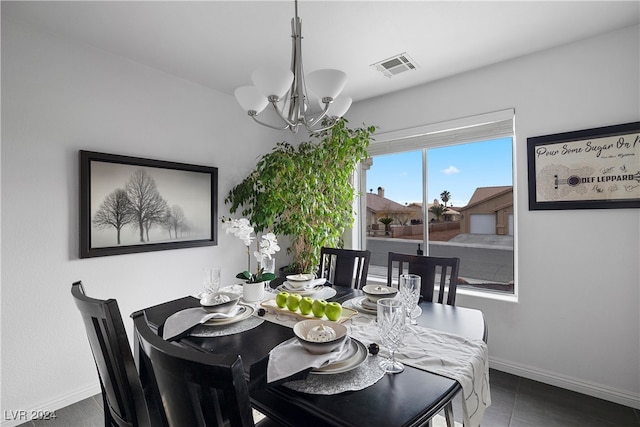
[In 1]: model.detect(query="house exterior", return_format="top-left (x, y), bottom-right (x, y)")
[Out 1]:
top-left (458, 186), bottom-right (513, 235)
top-left (365, 187), bottom-right (411, 228)
top-left (368, 191), bottom-right (461, 227)
top-left (420, 200), bottom-right (460, 223)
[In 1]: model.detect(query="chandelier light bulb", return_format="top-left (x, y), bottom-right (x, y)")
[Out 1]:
top-left (234, 86), bottom-right (269, 114)
top-left (251, 67), bottom-right (294, 100)
top-left (306, 69), bottom-right (347, 102)
top-left (326, 95), bottom-right (352, 118)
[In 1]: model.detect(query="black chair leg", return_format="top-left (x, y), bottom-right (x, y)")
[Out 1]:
top-left (444, 401), bottom-right (455, 427)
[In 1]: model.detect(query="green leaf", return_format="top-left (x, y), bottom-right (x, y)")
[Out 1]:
top-left (260, 273), bottom-right (276, 281)
top-left (236, 271), bottom-right (252, 280)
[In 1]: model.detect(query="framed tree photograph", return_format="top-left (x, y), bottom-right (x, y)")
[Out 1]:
top-left (527, 122), bottom-right (640, 210)
top-left (80, 150), bottom-right (217, 258)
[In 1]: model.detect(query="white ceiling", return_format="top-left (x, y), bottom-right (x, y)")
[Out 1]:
top-left (4, 1), bottom-right (639, 103)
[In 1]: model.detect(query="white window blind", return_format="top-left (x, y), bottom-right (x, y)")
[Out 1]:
top-left (367, 109), bottom-right (514, 156)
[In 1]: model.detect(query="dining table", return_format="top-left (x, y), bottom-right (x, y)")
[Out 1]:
top-left (139, 279), bottom-right (488, 427)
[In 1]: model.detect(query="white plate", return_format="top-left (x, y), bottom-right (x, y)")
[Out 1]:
top-left (311, 338), bottom-right (368, 375)
top-left (277, 283), bottom-right (325, 295)
top-left (361, 298), bottom-right (378, 310)
top-left (349, 296), bottom-right (378, 314)
top-left (203, 304), bottom-right (254, 326)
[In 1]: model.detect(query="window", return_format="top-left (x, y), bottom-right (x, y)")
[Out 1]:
top-left (360, 110), bottom-right (515, 296)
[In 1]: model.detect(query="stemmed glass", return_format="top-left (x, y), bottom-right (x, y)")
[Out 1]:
top-left (377, 298), bottom-right (406, 374)
top-left (260, 255), bottom-right (276, 292)
top-left (399, 274), bottom-right (421, 325)
top-left (203, 267), bottom-right (221, 295)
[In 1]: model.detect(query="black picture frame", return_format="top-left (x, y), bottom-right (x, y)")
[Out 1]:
top-left (80, 150), bottom-right (217, 258)
top-left (527, 122), bottom-right (640, 210)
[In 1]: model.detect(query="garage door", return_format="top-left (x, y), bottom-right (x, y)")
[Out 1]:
top-left (508, 214), bottom-right (514, 235)
top-left (470, 214), bottom-right (496, 234)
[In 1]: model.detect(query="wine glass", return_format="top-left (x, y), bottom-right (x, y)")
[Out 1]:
top-left (377, 298), bottom-right (406, 374)
top-left (203, 267), bottom-right (221, 295)
top-left (399, 273), bottom-right (421, 325)
top-left (260, 255), bottom-right (276, 292)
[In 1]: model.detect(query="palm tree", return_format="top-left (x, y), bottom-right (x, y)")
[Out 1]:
top-left (378, 217), bottom-right (394, 235)
top-left (440, 190), bottom-right (451, 207)
top-left (429, 204), bottom-right (449, 222)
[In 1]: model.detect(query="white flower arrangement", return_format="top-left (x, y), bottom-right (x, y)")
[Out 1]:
top-left (221, 217), bottom-right (280, 283)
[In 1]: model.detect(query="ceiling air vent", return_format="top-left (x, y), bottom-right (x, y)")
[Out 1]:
top-left (372, 53), bottom-right (419, 78)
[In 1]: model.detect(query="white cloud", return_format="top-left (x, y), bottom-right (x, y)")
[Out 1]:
top-left (442, 166), bottom-right (460, 175)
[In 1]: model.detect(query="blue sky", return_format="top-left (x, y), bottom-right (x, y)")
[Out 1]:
top-left (366, 137), bottom-right (513, 207)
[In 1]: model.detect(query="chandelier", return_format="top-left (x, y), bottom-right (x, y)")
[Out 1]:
top-left (234, 0), bottom-right (351, 134)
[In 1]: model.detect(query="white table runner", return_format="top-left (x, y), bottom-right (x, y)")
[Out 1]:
top-left (345, 316), bottom-right (491, 427)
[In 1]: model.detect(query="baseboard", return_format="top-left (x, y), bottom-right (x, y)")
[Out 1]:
top-left (1, 383), bottom-right (101, 427)
top-left (490, 357), bottom-right (640, 410)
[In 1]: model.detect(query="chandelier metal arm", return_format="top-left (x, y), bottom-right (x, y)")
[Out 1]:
top-left (303, 116), bottom-right (339, 134)
top-left (268, 98), bottom-right (298, 129)
top-left (249, 112), bottom-right (292, 131)
top-left (304, 100), bottom-right (332, 128)
top-left (287, 14), bottom-right (305, 132)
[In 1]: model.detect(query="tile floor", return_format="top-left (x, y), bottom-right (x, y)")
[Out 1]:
top-left (20, 370), bottom-right (640, 427)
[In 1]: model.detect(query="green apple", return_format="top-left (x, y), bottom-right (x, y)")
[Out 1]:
top-left (311, 299), bottom-right (327, 318)
top-left (286, 293), bottom-right (302, 311)
top-left (325, 302), bottom-right (343, 321)
top-left (275, 291), bottom-right (289, 308)
top-left (299, 297), bottom-right (313, 315)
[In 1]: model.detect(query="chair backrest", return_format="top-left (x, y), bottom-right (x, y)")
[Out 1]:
top-left (71, 281), bottom-right (152, 427)
top-left (386, 252), bottom-right (460, 306)
top-left (131, 311), bottom-right (255, 427)
top-left (318, 247), bottom-right (371, 289)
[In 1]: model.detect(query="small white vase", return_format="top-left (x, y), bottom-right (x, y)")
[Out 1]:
top-left (243, 281), bottom-right (265, 302)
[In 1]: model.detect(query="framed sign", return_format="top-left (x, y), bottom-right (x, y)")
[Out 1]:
top-left (80, 150), bottom-right (217, 258)
top-left (527, 122), bottom-right (640, 210)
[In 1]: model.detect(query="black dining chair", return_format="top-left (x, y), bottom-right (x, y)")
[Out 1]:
top-left (386, 253), bottom-right (460, 427)
top-left (318, 247), bottom-right (371, 289)
top-left (131, 310), bottom-right (281, 427)
top-left (387, 252), bottom-right (460, 306)
top-left (71, 281), bottom-right (162, 427)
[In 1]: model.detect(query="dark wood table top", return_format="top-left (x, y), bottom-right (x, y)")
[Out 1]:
top-left (141, 283), bottom-right (487, 427)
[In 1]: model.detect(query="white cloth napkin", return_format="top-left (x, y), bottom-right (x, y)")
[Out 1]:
top-left (267, 336), bottom-right (351, 383)
top-left (162, 306), bottom-right (242, 341)
top-left (311, 278), bottom-right (327, 286)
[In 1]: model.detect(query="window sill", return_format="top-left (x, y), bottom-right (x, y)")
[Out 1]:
top-left (365, 275), bottom-right (519, 303)
top-left (457, 286), bottom-right (518, 303)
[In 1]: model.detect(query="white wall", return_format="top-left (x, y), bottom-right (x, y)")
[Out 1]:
top-left (347, 25), bottom-right (640, 408)
top-left (0, 20), bottom-right (288, 423)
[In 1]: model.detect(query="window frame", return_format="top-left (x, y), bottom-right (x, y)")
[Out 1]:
top-left (357, 109), bottom-right (518, 300)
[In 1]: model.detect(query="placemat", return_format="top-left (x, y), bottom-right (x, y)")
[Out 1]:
top-left (283, 355), bottom-right (384, 395)
top-left (190, 316), bottom-right (264, 337)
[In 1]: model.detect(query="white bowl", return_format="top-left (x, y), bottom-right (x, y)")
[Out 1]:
top-left (293, 319), bottom-right (347, 355)
top-left (286, 274), bottom-right (315, 289)
top-left (362, 284), bottom-right (398, 303)
top-left (200, 292), bottom-right (240, 314)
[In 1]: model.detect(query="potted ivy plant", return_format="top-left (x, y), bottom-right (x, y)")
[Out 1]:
top-left (225, 119), bottom-right (376, 275)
